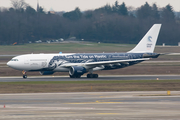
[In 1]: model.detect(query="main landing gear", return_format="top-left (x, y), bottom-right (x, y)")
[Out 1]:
top-left (69, 74), bottom-right (81, 78)
top-left (22, 71), bottom-right (27, 79)
top-left (87, 74), bottom-right (98, 78)
top-left (69, 74), bottom-right (98, 78)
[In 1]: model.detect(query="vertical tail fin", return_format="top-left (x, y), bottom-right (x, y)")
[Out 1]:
top-left (128, 24), bottom-right (162, 53)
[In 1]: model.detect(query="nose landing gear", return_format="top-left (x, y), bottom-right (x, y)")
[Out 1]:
top-left (22, 71), bottom-right (27, 79)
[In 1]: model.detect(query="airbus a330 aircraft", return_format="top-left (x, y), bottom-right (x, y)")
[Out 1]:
top-left (7, 24), bottom-right (162, 79)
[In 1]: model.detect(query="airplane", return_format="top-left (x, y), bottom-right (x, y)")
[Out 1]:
top-left (7, 24), bottom-right (162, 79)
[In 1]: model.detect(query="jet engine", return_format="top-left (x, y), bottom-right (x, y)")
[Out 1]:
top-left (69, 66), bottom-right (86, 78)
top-left (40, 71), bottom-right (55, 75)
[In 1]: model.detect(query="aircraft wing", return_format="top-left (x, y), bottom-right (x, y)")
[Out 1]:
top-left (61, 58), bottom-right (150, 68)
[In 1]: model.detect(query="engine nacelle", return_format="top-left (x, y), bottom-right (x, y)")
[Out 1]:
top-left (40, 71), bottom-right (55, 75)
top-left (69, 66), bottom-right (86, 76)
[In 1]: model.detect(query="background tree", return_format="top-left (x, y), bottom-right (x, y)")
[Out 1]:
top-left (118, 2), bottom-right (128, 16)
top-left (151, 3), bottom-right (160, 19)
top-left (10, 0), bottom-right (27, 10)
top-left (38, 6), bottom-right (45, 14)
top-left (137, 2), bottom-right (152, 19)
top-left (26, 6), bottom-right (36, 15)
top-left (0, 1), bottom-right (180, 45)
top-left (63, 7), bottom-right (82, 20)
top-left (161, 4), bottom-right (175, 22)
top-left (112, 1), bottom-right (119, 13)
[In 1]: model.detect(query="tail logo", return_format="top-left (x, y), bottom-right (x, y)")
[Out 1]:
top-left (147, 36), bottom-right (153, 50)
top-left (148, 36), bottom-right (152, 42)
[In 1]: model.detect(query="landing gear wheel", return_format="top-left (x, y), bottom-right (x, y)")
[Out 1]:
top-left (93, 74), bottom-right (98, 78)
top-left (70, 75), bottom-right (73, 78)
top-left (87, 74), bottom-right (98, 78)
top-left (87, 74), bottom-right (93, 78)
top-left (23, 75), bottom-right (27, 79)
top-left (76, 75), bottom-right (81, 78)
top-left (69, 75), bottom-right (81, 78)
top-left (22, 71), bottom-right (27, 79)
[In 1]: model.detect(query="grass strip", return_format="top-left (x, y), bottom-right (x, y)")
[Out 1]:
top-left (0, 80), bottom-right (180, 93)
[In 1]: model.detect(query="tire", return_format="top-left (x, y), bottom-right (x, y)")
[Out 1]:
top-left (87, 74), bottom-right (91, 78)
top-left (87, 74), bottom-right (95, 78)
top-left (70, 75), bottom-right (75, 78)
top-left (76, 75), bottom-right (81, 78)
top-left (70, 75), bottom-right (81, 78)
top-left (93, 74), bottom-right (98, 78)
top-left (23, 75), bottom-right (27, 79)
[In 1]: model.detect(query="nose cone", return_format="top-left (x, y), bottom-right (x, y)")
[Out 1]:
top-left (7, 61), bottom-right (11, 67)
top-left (7, 61), bottom-right (15, 68)
top-left (7, 61), bottom-right (16, 68)
top-left (7, 61), bottom-right (20, 70)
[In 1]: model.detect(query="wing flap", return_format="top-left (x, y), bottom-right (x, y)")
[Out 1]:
top-left (61, 58), bottom-right (150, 68)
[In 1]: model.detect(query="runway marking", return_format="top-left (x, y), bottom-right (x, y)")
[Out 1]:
top-left (99, 96), bottom-right (120, 98)
top-left (66, 101), bottom-right (122, 104)
top-left (97, 113), bottom-right (120, 115)
top-left (84, 93), bottom-right (103, 95)
top-left (100, 96), bottom-right (108, 98)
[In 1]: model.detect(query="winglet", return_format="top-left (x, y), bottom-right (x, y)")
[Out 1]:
top-left (128, 24), bottom-right (162, 53)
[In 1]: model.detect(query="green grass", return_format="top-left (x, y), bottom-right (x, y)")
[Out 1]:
top-left (1, 42), bottom-right (180, 56)
top-left (0, 80), bottom-right (180, 93)
top-left (0, 42), bottom-right (135, 54)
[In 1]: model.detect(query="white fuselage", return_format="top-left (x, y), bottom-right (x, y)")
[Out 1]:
top-left (7, 54), bottom-right (73, 72)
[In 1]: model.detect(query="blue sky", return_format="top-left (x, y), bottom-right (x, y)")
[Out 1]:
top-left (0, 0), bottom-right (180, 12)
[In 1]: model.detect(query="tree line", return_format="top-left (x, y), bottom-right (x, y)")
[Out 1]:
top-left (0, 0), bottom-right (180, 45)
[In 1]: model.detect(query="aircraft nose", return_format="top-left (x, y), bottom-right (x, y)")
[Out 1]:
top-left (7, 61), bottom-right (11, 67)
top-left (7, 61), bottom-right (17, 69)
top-left (7, 59), bottom-right (23, 70)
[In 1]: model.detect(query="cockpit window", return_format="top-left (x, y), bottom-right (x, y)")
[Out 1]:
top-left (11, 59), bottom-right (18, 61)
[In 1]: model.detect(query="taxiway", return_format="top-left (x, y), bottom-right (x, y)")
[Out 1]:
top-left (0, 91), bottom-right (180, 120)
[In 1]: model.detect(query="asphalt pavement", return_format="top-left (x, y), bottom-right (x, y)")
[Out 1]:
top-left (0, 91), bottom-right (180, 120)
top-left (0, 75), bottom-right (180, 82)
